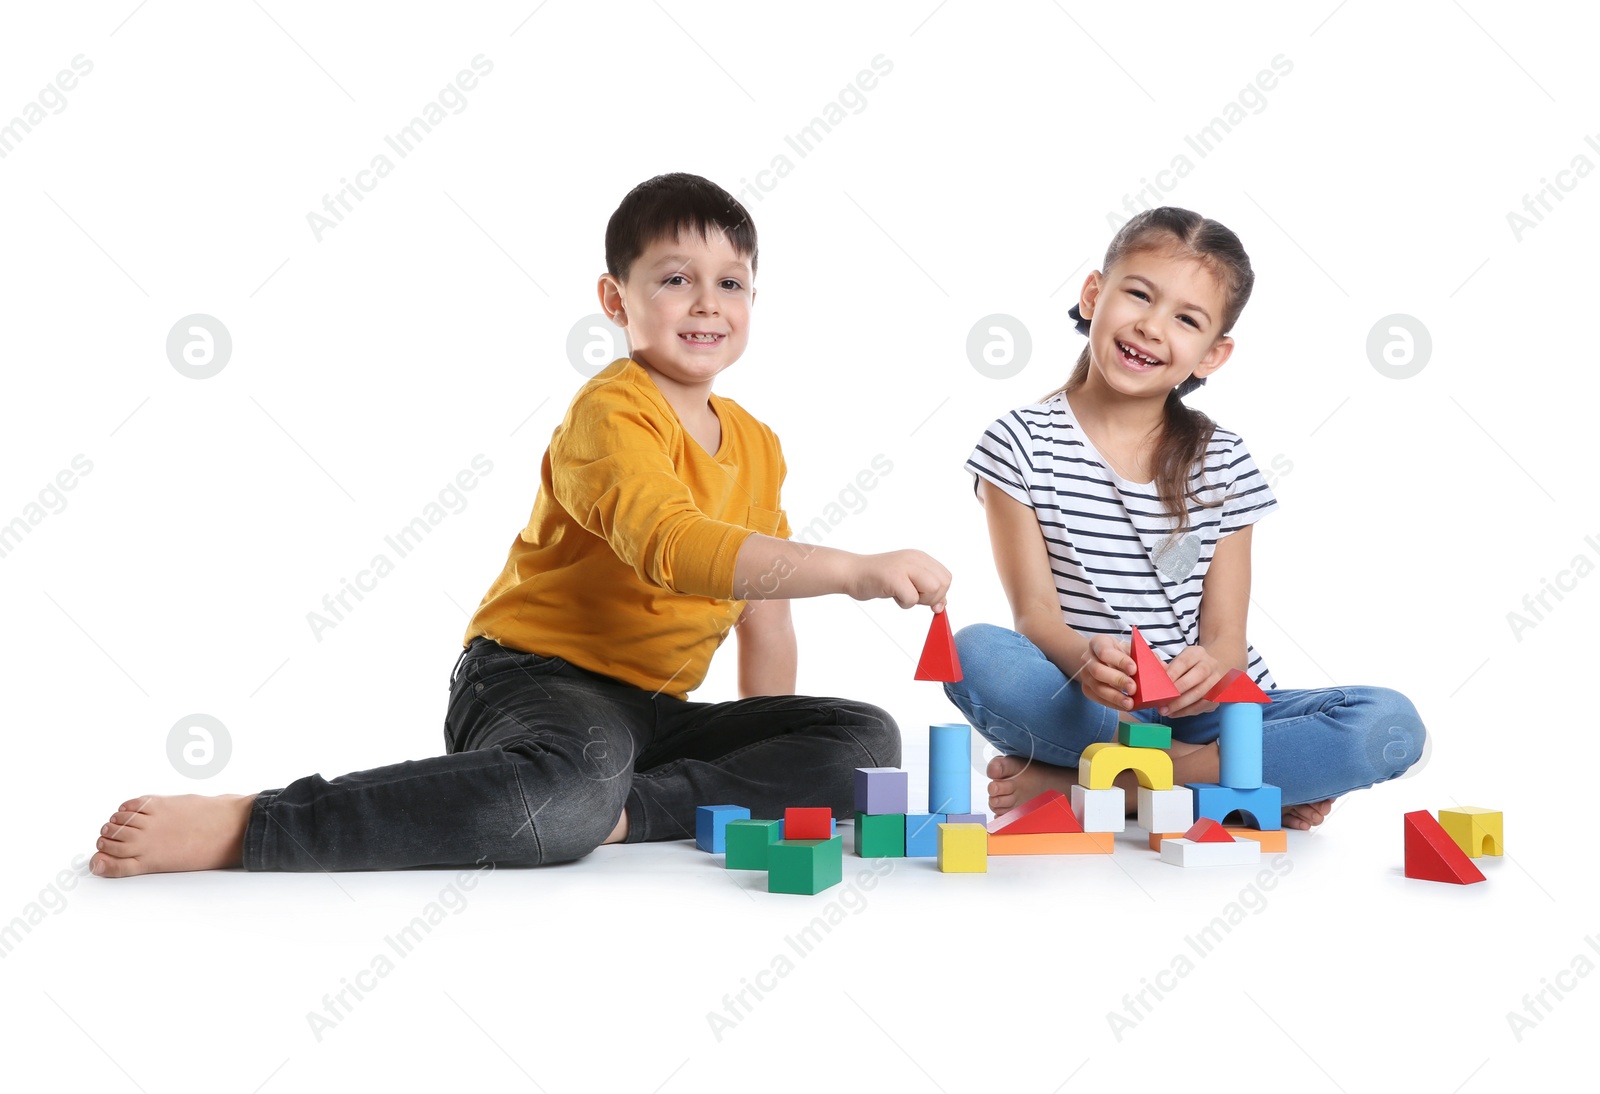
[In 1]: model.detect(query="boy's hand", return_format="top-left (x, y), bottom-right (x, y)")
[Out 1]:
top-left (1159, 644), bottom-right (1225, 719)
top-left (1079, 635), bottom-right (1137, 712)
top-left (844, 550), bottom-right (951, 611)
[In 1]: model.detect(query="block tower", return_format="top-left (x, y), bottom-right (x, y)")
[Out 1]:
top-left (1185, 667), bottom-right (1282, 832)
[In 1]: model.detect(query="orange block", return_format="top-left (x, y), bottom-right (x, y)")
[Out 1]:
top-left (1147, 827), bottom-right (1288, 853)
top-left (987, 831), bottom-right (1115, 855)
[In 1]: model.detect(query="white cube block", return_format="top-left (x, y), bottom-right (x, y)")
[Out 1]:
top-left (1071, 784), bottom-right (1125, 832)
top-left (1137, 786), bottom-right (1194, 833)
top-left (1159, 837), bottom-right (1262, 867)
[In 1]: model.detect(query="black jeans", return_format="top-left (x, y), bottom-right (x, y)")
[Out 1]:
top-left (242, 637), bottom-right (900, 870)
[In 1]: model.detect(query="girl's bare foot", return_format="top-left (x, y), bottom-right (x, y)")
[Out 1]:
top-left (1283, 799), bottom-right (1334, 831)
top-left (90, 794), bottom-right (257, 877)
top-left (603, 809), bottom-right (629, 845)
top-left (986, 755), bottom-right (1079, 815)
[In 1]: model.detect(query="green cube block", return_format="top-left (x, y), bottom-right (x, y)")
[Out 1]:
top-left (725, 819), bottom-right (782, 870)
top-left (1118, 720), bottom-right (1172, 749)
top-left (767, 836), bottom-right (844, 895)
top-left (854, 812), bottom-right (906, 858)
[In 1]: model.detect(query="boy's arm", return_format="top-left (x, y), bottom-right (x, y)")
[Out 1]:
top-left (734, 599), bottom-right (796, 697)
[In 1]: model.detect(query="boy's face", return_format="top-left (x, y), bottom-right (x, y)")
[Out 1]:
top-left (1080, 248), bottom-right (1233, 398)
top-left (599, 228), bottom-right (755, 395)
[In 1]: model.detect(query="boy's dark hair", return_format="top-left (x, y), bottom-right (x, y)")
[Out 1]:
top-left (605, 173), bottom-right (758, 282)
top-left (1045, 206), bottom-right (1256, 535)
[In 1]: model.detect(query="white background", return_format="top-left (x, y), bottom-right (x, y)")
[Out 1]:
top-left (1, 2), bottom-right (1593, 1091)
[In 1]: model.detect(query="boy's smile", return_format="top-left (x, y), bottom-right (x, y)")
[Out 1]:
top-left (1079, 248), bottom-right (1233, 397)
top-left (599, 229), bottom-right (754, 401)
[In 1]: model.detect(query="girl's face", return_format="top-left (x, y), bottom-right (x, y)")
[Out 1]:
top-left (1080, 248), bottom-right (1234, 400)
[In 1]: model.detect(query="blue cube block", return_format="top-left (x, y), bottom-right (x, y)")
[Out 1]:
top-left (904, 813), bottom-right (947, 857)
top-left (695, 804), bottom-right (751, 852)
top-left (854, 767), bottom-right (909, 815)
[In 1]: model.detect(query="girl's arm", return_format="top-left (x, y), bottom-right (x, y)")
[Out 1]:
top-left (1163, 524), bottom-right (1256, 717)
top-left (979, 480), bottom-right (1133, 705)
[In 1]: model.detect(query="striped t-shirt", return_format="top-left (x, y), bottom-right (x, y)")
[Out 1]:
top-left (966, 392), bottom-right (1280, 689)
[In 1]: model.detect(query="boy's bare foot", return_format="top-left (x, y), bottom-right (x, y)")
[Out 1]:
top-left (986, 755), bottom-right (1079, 815)
top-left (1283, 799), bottom-right (1334, 831)
top-left (90, 794), bottom-right (256, 878)
top-left (603, 809), bottom-right (629, 845)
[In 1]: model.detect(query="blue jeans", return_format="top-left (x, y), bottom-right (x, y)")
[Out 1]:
top-left (941, 624), bottom-right (1426, 807)
top-left (242, 636), bottom-right (899, 870)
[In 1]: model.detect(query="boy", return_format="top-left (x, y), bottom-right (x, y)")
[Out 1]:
top-left (90, 172), bottom-right (950, 876)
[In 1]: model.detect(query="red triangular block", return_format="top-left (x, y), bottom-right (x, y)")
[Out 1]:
top-left (1404, 810), bottom-right (1486, 884)
top-left (989, 790), bottom-right (1083, 835)
top-left (914, 609), bottom-right (963, 682)
top-left (1205, 667), bottom-right (1273, 704)
top-left (1129, 627), bottom-right (1180, 707)
top-left (1184, 817), bottom-right (1235, 843)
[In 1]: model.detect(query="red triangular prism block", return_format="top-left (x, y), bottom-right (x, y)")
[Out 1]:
top-left (1205, 667), bottom-right (1273, 704)
top-left (1129, 627), bottom-right (1179, 707)
top-left (989, 790), bottom-right (1083, 835)
top-left (1184, 817), bottom-right (1235, 843)
top-left (914, 609), bottom-right (963, 682)
top-left (1404, 810), bottom-right (1486, 884)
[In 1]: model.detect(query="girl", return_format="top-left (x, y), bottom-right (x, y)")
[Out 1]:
top-left (944, 207), bottom-right (1425, 832)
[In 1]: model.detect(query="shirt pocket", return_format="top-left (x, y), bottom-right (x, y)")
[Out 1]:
top-left (744, 503), bottom-right (786, 537)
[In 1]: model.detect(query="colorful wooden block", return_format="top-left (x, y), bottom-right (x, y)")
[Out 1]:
top-left (1129, 626), bottom-right (1180, 707)
top-left (776, 817), bottom-right (836, 838)
top-left (1118, 719), bottom-right (1172, 749)
top-left (854, 812), bottom-right (905, 858)
top-left (1080, 742), bottom-right (1174, 791)
top-left (946, 812), bottom-right (987, 826)
top-left (1404, 810), bottom-right (1485, 884)
top-left (1159, 836), bottom-right (1262, 867)
top-left (904, 813), bottom-right (947, 857)
top-left (1070, 784), bottom-right (1125, 832)
top-left (915, 609), bottom-right (963, 682)
top-left (695, 804), bottom-right (750, 853)
top-left (768, 836), bottom-right (844, 895)
top-left (783, 807), bottom-right (832, 841)
top-left (1218, 702), bottom-right (1264, 789)
top-left (1204, 667), bottom-right (1272, 704)
top-left (1137, 786), bottom-right (1194, 833)
top-left (724, 819), bottom-right (781, 869)
top-left (936, 823), bottom-right (988, 872)
top-left (1187, 783), bottom-right (1282, 831)
top-left (854, 767), bottom-right (909, 815)
top-left (990, 789), bottom-right (1082, 835)
top-left (928, 724), bottom-right (972, 815)
top-left (988, 831), bottom-right (1115, 855)
top-left (1148, 827), bottom-right (1288, 853)
top-left (1439, 807), bottom-right (1503, 858)
top-left (1184, 817), bottom-right (1235, 843)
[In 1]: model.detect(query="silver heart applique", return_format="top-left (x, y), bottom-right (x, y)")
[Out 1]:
top-left (1153, 533), bottom-right (1202, 581)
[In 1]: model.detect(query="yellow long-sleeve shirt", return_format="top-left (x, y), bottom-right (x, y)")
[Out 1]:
top-left (463, 358), bottom-right (790, 699)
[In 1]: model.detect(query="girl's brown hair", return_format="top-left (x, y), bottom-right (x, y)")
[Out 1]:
top-left (1045, 207), bottom-right (1255, 534)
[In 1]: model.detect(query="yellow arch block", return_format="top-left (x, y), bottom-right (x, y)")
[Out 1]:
top-left (1079, 742), bottom-right (1173, 791)
top-left (1439, 807), bottom-right (1503, 857)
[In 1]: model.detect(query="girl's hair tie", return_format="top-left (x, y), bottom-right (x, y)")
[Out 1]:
top-left (1067, 302), bottom-right (1206, 398)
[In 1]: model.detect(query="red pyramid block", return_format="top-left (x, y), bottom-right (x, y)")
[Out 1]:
top-left (989, 789), bottom-right (1083, 835)
top-left (915, 609), bottom-right (963, 682)
top-left (1404, 810), bottom-right (1486, 885)
top-left (1184, 817), bottom-right (1235, 843)
top-left (1205, 668), bottom-right (1273, 704)
top-left (1129, 627), bottom-right (1180, 707)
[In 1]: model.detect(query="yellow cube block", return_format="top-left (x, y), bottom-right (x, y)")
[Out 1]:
top-left (937, 823), bottom-right (988, 873)
top-left (1439, 807), bottom-right (1503, 857)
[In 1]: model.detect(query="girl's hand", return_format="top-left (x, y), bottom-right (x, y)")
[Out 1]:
top-left (843, 550), bottom-right (952, 611)
top-left (1159, 644), bottom-right (1225, 719)
top-left (1079, 634), bottom-right (1137, 712)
